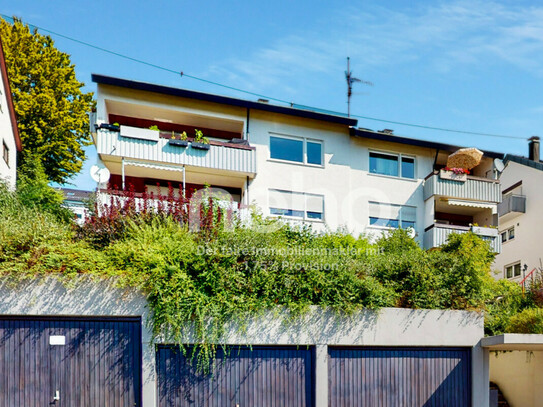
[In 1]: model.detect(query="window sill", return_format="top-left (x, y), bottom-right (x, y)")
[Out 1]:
top-left (267, 158), bottom-right (325, 169)
top-left (367, 172), bottom-right (418, 182)
top-left (268, 214), bottom-right (325, 223)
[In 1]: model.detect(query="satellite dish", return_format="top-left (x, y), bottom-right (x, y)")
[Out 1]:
top-left (406, 227), bottom-right (416, 238)
top-left (90, 163), bottom-right (110, 184)
top-left (493, 158), bottom-right (505, 173)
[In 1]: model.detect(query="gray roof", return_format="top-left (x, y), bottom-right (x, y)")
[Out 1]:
top-left (504, 154), bottom-right (543, 172)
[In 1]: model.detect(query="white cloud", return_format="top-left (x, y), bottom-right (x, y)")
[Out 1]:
top-left (204, 1), bottom-right (543, 97)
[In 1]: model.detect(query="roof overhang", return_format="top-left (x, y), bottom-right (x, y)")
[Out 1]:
top-left (481, 334), bottom-right (543, 351)
top-left (351, 128), bottom-right (504, 159)
top-left (0, 36), bottom-right (22, 151)
top-left (92, 74), bottom-right (358, 127)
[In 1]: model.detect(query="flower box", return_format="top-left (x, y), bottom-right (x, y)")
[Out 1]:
top-left (471, 226), bottom-right (498, 237)
top-left (120, 125), bottom-right (159, 142)
top-left (168, 139), bottom-right (188, 147)
top-left (191, 141), bottom-right (210, 150)
top-left (439, 169), bottom-right (467, 182)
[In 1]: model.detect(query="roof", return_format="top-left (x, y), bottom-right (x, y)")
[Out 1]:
top-left (351, 128), bottom-right (505, 159)
top-left (481, 334), bottom-right (543, 351)
top-left (92, 74), bottom-right (358, 127)
top-left (59, 188), bottom-right (93, 201)
top-left (0, 36), bottom-right (21, 151)
top-left (503, 154), bottom-right (543, 172)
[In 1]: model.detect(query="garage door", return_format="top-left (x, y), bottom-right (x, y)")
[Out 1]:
top-left (328, 347), bottom-right (471, 407)
top-left (158, 345), bottom-right (314, 407)
top-left (0, 316), bottom-right (142, 407)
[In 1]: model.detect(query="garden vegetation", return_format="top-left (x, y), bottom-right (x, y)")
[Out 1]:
top-left (1, 179), bottom-right (542, 368)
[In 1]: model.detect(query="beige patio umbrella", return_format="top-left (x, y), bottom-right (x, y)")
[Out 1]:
top-left (446, 148), bottom-right (483, 170)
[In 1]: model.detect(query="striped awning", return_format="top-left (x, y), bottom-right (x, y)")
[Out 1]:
top-left (123, 159), bottom-right (185, 172)
top-left (447, 199), bottom-right (497, 213)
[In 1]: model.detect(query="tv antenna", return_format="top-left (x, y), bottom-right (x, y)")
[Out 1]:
top-left (345, 57), bottom-right (373, 117)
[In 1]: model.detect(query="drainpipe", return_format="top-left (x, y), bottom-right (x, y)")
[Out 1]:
top-left (245, 176), bottom-right (250, 206)
top-left (245, 108), bottom-right (250, 141)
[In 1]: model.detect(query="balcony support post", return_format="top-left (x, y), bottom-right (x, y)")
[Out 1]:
top-left (182, 165), bottom-right (186, 198)
top-left (121, 157), bottom-right (125, 190)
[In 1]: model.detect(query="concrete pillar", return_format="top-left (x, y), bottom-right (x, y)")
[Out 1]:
top-left (472, 340), bottom-right (489, 407)
top-left (315, 344), bottom-right (328, 407)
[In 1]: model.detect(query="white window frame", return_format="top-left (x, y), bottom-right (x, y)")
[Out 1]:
top-left (368, 149), bottom-right (416, 180)
top-left (500, 226), bottom-right (515, 243)
top-left (268, 189), bottom-right (325, 222)
top-left (504, 261), bottom-right (521, 279)
top-left (269, 133), bottom-right (324, 167)
top-left (368, 201), bottom-right (417, 230)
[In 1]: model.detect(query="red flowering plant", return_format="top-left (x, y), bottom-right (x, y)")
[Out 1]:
top-left (444, 167), bottom-right (470, 175)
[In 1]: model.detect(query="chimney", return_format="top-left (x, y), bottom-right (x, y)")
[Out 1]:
top-left (529, 136), bottom-right (540, 162)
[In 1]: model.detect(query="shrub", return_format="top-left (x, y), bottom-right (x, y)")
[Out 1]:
top-left (507, 308), bottom-right (543, 334)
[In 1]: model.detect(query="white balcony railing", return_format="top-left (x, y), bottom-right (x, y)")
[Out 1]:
top-left (423, 223), bottom-right (501, 253)
top-left (423, 172), bottom-right (501, 203)
top-left (95, 128), bottom-right (256, 175)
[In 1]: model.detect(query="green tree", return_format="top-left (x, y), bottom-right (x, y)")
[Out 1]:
top-left (0, 17), bottom-right (94, 184)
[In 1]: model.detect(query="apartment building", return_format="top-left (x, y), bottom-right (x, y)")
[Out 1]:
top-left (92, 74), bottom-right (503, 252)
top-left (0, 36), bottom-right (21, 189)
top-left (494, 137), bottom-right (542, 283)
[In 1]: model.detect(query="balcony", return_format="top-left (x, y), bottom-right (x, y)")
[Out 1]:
top-left (423, 223), bottom-right (501, 253)
top-left (423, 171), bottom-right (500, 203)
top-left (95, 127), bottom-right (256, 176)
top-left (498, 194), bottom-right (526, 221)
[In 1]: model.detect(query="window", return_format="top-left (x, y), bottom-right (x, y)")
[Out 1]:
top-left (2, 140), bottom-right (8, 167)
top-left (369, 151), bottom-right (415, 179)
top-left (505, 262), bottom-right (521, 279)
top-left (369, 202), bottom-right (416, 229)
top-left (269, 189), bottom-right (324, 221)
top-left (270, 134), bottom-right (323, 166)
top-left (501, 227), bottom-right (515, 243)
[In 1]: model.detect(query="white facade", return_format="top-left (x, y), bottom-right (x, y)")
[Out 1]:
top-left (92, 75), bottom-right (502, 250)
top-left (494, 158), bottom-right (542, 282)
top-left (0, 39), bottom-right (20, 189)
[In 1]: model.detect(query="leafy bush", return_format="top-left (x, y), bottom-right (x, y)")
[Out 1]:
top-left (507, 308), bottom-right (543, 334)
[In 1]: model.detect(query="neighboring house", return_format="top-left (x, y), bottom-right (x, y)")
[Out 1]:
top-left (58, 187), bottom-right (93, 225)
top-left (494, 136), bottom-right (542, 283)
top-left (0, 36), bottom-right (21, 189)
top-left (91, 74), bottom-right (503, 252)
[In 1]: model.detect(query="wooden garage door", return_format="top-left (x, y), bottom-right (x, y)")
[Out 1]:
top-left (0, 316), bottom-right (142, 407)
top-left (328, 347), bottom-right (471, 407)
top-left (158, 345), bottom-right (314, 407)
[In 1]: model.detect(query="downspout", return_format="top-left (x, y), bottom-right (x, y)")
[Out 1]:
top-left (433, 149), bottom-right (440, 171)
top-left (182, 165), bottom-right (186, 198)
top-left (245, 108), bottom-right (250, 141)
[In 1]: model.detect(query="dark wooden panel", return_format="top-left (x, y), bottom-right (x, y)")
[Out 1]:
top-left (158, 345), bottom-right (314, 407)
top-left (0, 317), bottom-right (142, 407)
top-left (328, 347), bottom-right (471, 407)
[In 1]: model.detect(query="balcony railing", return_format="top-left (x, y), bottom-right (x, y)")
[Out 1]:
top-left (498, 194), bottom-right (526, 219)
top-left (423, 223), bottom-right (501, 253)
top-left (423, 171), bottom-right (500, 203)
top-left (95, 128), bottom-right (256, 175)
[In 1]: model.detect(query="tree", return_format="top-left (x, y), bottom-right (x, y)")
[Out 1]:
top-left (0, 18), bottom-right (95, 184)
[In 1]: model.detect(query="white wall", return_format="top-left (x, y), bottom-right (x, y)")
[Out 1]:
top-left (0, 65), bottom-right (17, 189)
top-left (0, 277), bottom-right (487, 407)
top-left (247, 110), bottom-right (435, 240)
top-left (490, 350), bottom-right (543, 407)
top-left (494, 161), bottom-right (542, 281)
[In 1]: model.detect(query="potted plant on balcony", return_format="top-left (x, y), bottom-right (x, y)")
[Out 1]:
top-left (191, 129), bottom-right (210, 150)
top-left (97, 122), bottom-right (120, 132)
top-left (440, 167), bottom-right (469, 182)
top-left (168, 131), bottom-right (189, 147)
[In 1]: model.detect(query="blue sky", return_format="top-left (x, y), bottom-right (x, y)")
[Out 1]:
top-left (2, 0), bottom-right (542, 189)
